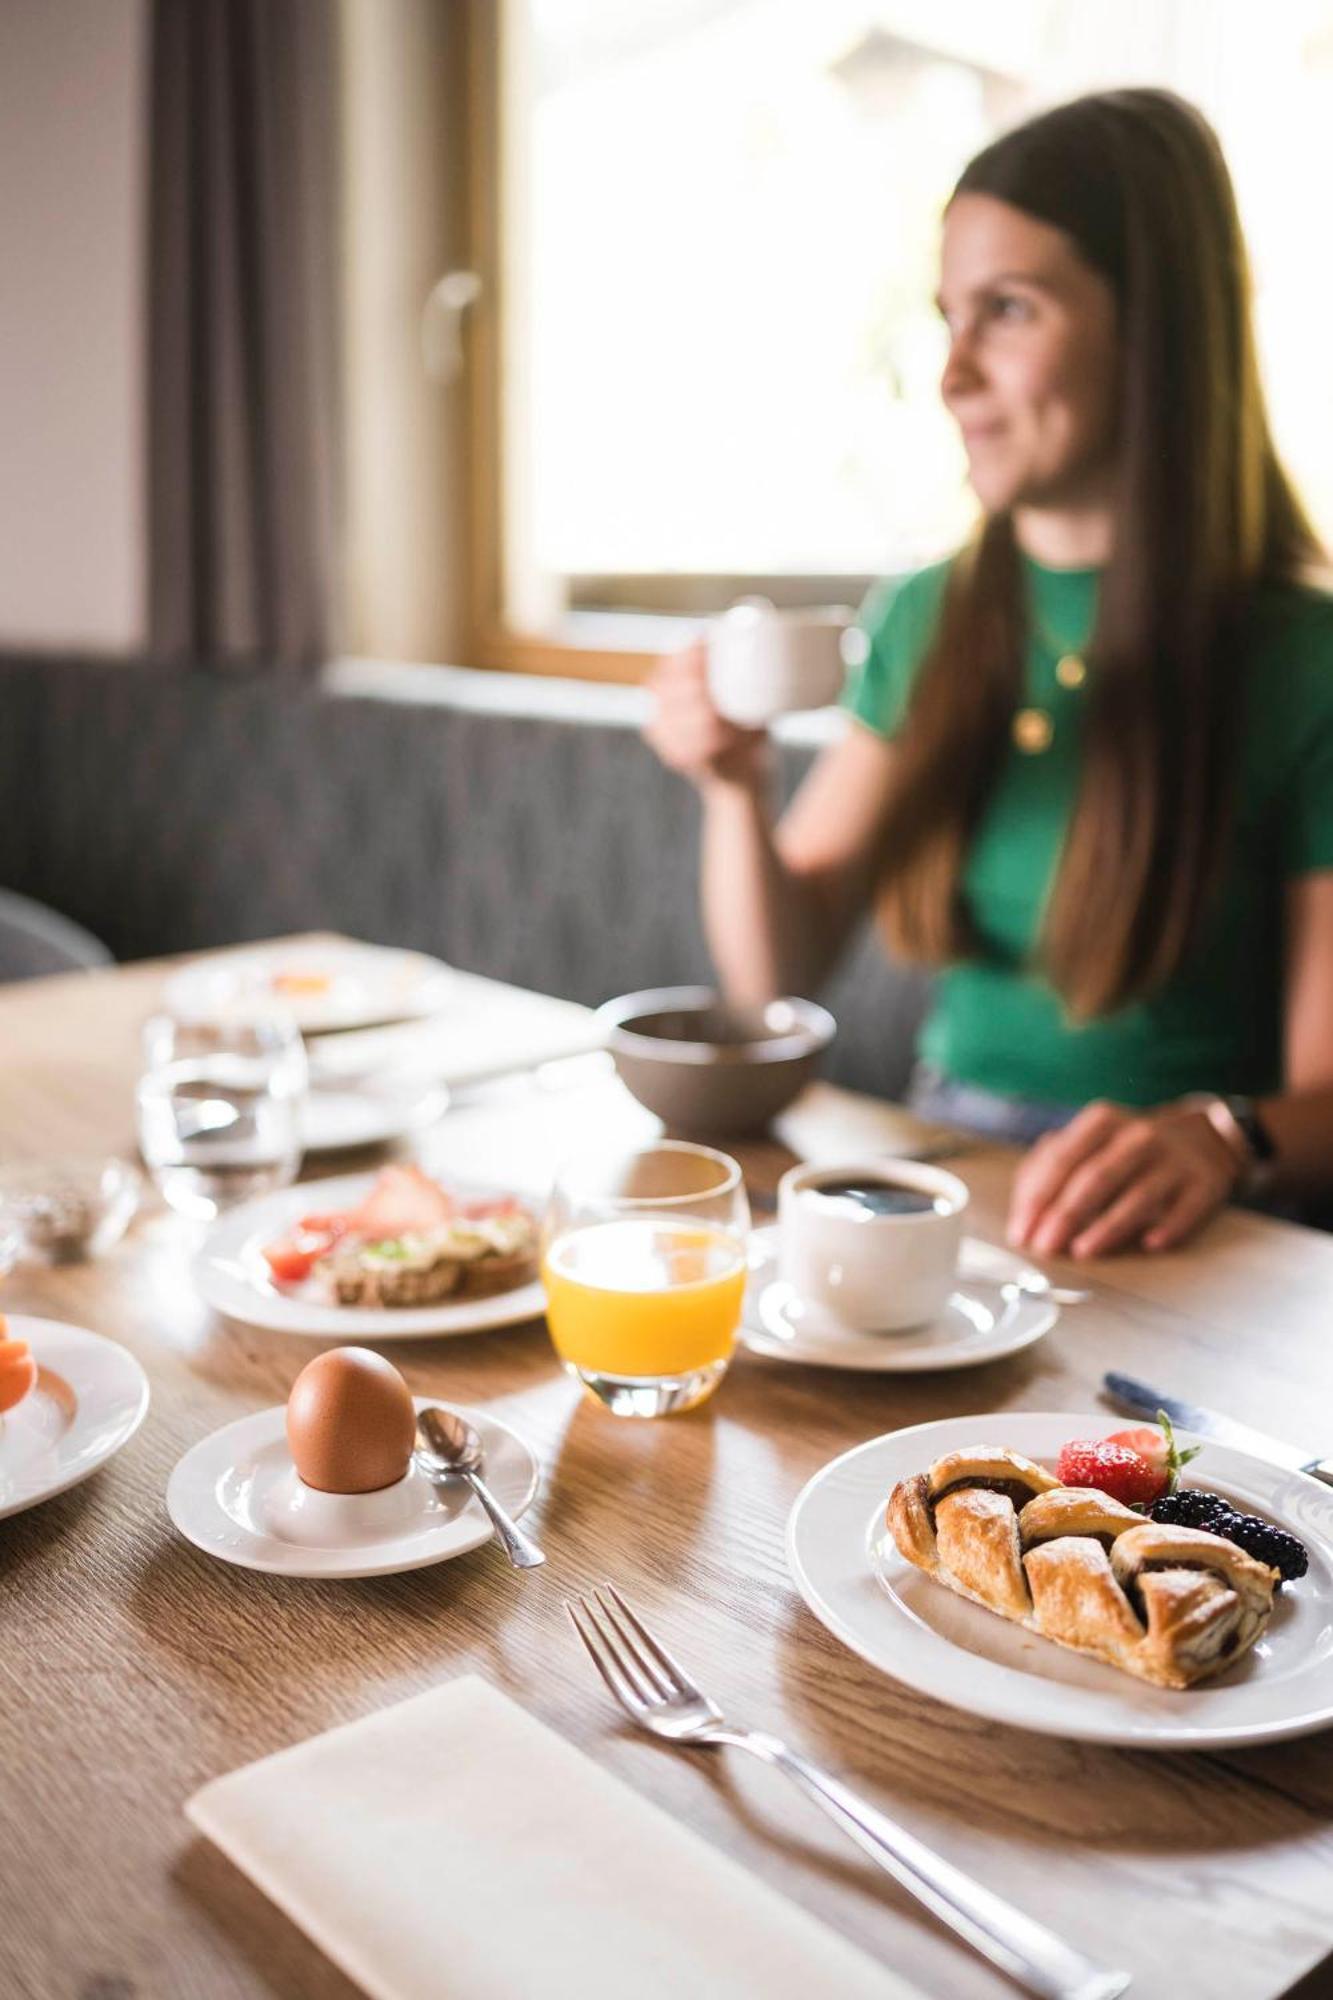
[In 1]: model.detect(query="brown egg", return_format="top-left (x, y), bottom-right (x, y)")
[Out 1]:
top-left (285, 1347), bottom-right (416, 1494)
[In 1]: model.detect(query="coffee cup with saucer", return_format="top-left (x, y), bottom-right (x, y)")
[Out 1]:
top-left (741, 1162), bottom-right (1057, 1372)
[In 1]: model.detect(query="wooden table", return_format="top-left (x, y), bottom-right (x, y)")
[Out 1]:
top-left (4, 950), bottom-right (1333, 2000)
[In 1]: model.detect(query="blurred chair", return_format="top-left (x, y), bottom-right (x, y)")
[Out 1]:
top-left (0, 888), bottom-right (112, 983)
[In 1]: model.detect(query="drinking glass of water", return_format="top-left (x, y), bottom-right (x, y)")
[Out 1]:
top-left (136, 1013), bottom-right (307, 1219)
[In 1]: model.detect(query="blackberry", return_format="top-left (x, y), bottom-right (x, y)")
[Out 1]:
top-left (1218, 1511), bottom-right (1309, 1583)
top-left (1150, 1488), bottom-right (1309, 1582)
top-left (1149, 1488), bottom-right (1234, 1532)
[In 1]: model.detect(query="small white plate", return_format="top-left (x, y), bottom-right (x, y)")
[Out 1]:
top-left (192, 1173), bottom-right (546, 1341)
top-left (164, 942), bottom-right (454, 1034)
top-left (299, 1081), bottom-right (451, 1154)
top-left (166, 1398), bottom-right (539, 1578)
top-left (0, 1316), bottom-right (150, 1522)
top-left (787, 1412), bottom-right (1333, 1750)
top-left (740, 1229), bottom-right (1056, 1371)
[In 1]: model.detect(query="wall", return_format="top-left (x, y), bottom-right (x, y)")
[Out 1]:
top-left (340, 0), bottom-right (472, 663)
top-left (0, 0), bottom-right (472, 663)
top-left (0, 0), bottom-right (147, 651)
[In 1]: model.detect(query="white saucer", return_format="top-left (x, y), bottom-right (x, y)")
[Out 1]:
top-left (740, 1229), bottom-right (1056, 1371)
top-left (787, 1412), bottom-right (1333, 1750)
top-left (192, 1172), bottom-right (546, 1341)
top-left (0, 1316), bottom-right (150, 1521)
top-left (299, 1081), bottom-right (450, 1154)
top-left (166, 1397), bottom-right (540, 1578)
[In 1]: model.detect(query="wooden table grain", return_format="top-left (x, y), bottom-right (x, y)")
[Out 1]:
top-left (3, 949), bottom-right (1333, 2000)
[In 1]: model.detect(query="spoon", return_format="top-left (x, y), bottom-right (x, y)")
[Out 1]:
top-left (1003, 1275), bottom-right (1092, 1307)
top-left (414, 1406), bottom-right (546, 1570)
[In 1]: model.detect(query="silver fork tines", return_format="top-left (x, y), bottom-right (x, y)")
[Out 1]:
top-left (569, 1584), bottom-right (716, 1723)
top-left (566, 1585), bottom-right (1131, 2000)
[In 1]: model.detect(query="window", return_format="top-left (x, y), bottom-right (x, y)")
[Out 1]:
top-left (478, 0), bottom-right (1333, 670)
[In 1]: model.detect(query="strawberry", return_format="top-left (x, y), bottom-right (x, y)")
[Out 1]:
top-left (1107, 1410), bottom-right (1201, 1497)
top-left (1055, 1438), bottom-right (1167, 1508)
top-left (1057, 1411), bottom-right (1202, 1509)
top-left (1105, 1424), bottom-right (1168, 1463)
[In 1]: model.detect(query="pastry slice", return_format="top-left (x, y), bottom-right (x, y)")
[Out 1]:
top-left (935, 1487), bottom-right (1031, 1617)
top-left (926, 1448), bottom-right (1061, 1510)
top-left (887, 1447), bottom-right (1058, 1578)
top-left (1024, 1537), bottom-right (1146, 1668)
top-left (1018, 1488), bottom-right (1143, 1550)
top-left (1110, 1524), bottom-right (1277, 1687)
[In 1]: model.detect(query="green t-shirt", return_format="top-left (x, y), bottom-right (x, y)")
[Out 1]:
top-left (842, 553), bottom-right (1333, 1107)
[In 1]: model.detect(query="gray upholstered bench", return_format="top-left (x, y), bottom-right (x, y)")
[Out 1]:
top-left (0, 652), bottom-right (928, 1099)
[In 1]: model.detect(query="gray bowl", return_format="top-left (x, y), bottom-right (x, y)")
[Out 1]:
top-left (597, 986), bottom-right (836, 1138)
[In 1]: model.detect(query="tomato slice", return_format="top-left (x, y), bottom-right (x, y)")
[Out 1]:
top-left (263, 1221), bottom-right (344, 1284)
top-left (263, 1237), bottom-right (318, 1284)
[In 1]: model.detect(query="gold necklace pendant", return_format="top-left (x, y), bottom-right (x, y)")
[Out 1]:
top-left (1012, 706), bottom-right (1054, 754)
top-left (1055, 652), bottom-right (1086, 689)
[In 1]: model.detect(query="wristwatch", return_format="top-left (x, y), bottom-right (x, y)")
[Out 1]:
top-left (1197, 1094), bottom-right (1278, 1195)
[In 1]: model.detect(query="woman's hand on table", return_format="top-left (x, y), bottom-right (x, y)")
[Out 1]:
top-left (644, 642), bottom-right (772, 792)
top-left (1006, 1099), bottom-right (1244, 1259)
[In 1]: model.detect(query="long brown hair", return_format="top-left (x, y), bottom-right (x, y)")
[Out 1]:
top-left (877, 89), bottom-right (1322, 1019)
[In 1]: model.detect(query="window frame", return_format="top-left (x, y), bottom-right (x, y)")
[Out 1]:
top-left (463, 2), bottom-right (881, 682)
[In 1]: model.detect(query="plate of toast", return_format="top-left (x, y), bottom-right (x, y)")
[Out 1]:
top-left (192, 1166), bottom-right (546, 1340)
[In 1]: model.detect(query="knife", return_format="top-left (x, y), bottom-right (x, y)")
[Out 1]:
top-left (1102, 1373), bottom-right (1333, 1488)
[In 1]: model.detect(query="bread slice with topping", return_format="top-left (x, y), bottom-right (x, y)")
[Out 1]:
top-left (316, 1211), bottom-right (538, 1307)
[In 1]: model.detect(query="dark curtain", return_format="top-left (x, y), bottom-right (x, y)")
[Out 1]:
top-left (148, 0), bottom-right (341, 672)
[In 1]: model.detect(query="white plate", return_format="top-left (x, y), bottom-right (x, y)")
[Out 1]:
top-left (740, 1229), bottom-right (1055, 1371)
top-left (0, 1317), bottom-right (149, 1521)
top-left (163, 942), bottom-right (454, 1034)
top-left (299, 1081), bottom-right (451, 1154)
top-left (191, 1173), bottom-right (546, 1340)
top-left (166, 1398), bottom-right (539, 1578)
top-left (787, 1411), bottom-right (1333, 1750)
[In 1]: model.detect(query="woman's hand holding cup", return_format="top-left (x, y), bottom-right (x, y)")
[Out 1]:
top-left (644, 641), bottom-right (772, 792)
top-left (646, 600), bottom-right (852, 790)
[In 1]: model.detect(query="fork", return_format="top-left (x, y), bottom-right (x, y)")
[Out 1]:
top-left (567, 1585), bottom-right (1130, 2000)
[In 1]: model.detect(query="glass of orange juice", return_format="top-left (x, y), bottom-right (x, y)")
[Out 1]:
top-left (542, 1141), bottom-right (750, 1418)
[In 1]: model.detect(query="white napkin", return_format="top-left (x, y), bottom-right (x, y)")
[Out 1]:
top-left (306, 975), bottom-right (604, 1090)
top-left (187, 1676), bottom-right (921, 2000)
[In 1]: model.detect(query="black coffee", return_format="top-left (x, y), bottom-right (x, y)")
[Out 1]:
top-left (809, 1176), bottom-right (943, 1216)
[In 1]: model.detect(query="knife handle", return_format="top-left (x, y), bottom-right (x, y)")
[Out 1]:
top-left (1307, 1460), bottom-right (1333, 1489)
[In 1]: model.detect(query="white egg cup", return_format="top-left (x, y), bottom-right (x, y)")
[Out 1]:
top-left (265, 1464), bottom-right (432, 1547)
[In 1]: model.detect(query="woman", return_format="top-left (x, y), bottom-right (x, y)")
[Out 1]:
top-left (647, 89), bottom-right (1333, 1259)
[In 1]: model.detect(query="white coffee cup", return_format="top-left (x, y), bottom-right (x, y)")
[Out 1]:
top-left (777, 1159), bottom-right (969, 1332)
top-left (707, 599), bottom-right (855, 727)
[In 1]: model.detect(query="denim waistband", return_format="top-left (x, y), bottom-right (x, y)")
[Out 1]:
top-left (905, 1065), bottom-right (1078, 1148)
